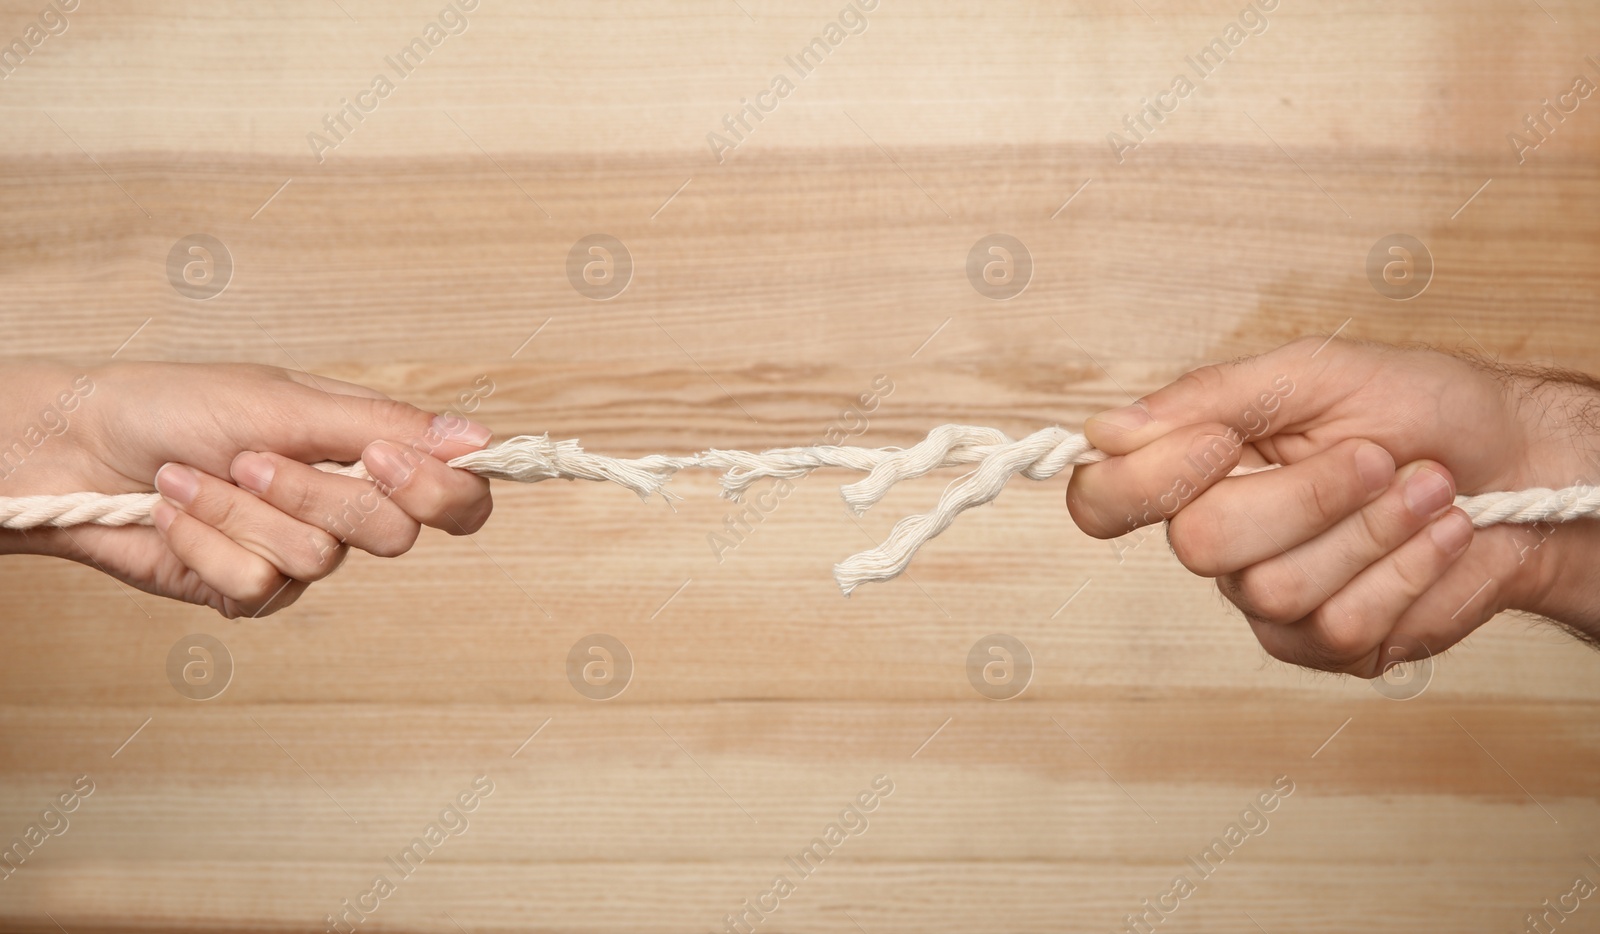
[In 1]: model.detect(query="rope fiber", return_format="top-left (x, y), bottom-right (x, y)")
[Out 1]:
top-left (3, 425), bottom-right (1596, 594)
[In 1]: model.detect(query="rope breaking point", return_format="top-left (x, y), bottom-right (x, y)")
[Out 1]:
top-left (2, 425), bottom-right (1598, 595)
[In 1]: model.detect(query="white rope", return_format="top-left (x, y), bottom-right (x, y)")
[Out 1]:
top-left (2, 425), bottom-right (1595, 594)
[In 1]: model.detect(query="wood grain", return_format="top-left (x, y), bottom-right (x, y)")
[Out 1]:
top-left (1, 1), bottom-right (1597, 931)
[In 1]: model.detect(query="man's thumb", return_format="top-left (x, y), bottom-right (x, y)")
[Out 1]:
top-left (1084, 337), bottom-right (1328, 456)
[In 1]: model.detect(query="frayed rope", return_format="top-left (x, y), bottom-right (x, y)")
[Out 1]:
top-left (2, 425), bottom-right (1596, 594)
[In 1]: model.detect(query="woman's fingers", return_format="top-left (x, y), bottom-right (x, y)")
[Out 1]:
top-left (1243, 507), bottom-right (1475, 675)
top-left (1218, 460), bottom-right (1455, 622)
top-left (1065, 422), bottom-right (1245, 539)
top-left (149, 499), bottom-right (303, 617)
top-left (154, 463), bottom-right (348, 581)
top-left (230, 452), bottom-right (423, 558)
top-left (44, 522), bottom-right (309, 619)
top-left (361, 440), bottom-right (493, 535)
top-left (229, 440), bottom-right (492, 549)
top-left (1164, 439), bottom-right (1396, 577)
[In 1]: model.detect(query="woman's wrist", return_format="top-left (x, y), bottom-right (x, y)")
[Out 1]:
top-left (0, 362), bottom-right (106, 497)
top-left (0, 363), bottom-right (108, 557)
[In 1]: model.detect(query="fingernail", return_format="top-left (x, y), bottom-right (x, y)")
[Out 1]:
top-left (1430, 510), bottom-right (1473, 553)
top-left (364, 440), bottom-right (413, 489)
top-left (154, 463), bottom-right (198, 506)
top-left (1355, 443), bottom-right (1394, 494)
top-left (1403, 466), bottom-right (1452, 517)
top-left (232, 452), bottom-right (275, 495)
top-left (151, 498), bottom-right (177, 533)
top-left (432, 413), bottom-right (492, 447)
top-left (1088, 404), bottom-right (1151, 434)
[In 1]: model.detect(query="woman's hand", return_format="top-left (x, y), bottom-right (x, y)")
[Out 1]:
top-left (1065, 337), bottom-right (1600, 676)
top-left (0, 361), bottom-right (495, 617)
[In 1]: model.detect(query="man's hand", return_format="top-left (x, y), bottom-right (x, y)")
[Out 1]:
top-left (1065, 337), bottom-right (1600, 676)
top-left (0, 362), bottom-right (496, 618)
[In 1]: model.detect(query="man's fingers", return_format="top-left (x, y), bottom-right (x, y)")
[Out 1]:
top-left (1378, 529), bottom-right (1523, 669)
top-left (360, 440), bottom-right (494, 534)
top-left (1165, 439), bottom-right (1395, 577)
top-left (1065, 422), bottom-right (1245, 539)
top-left (154, 463), bottom-right (348, 581)
top-left (1245, 507), bottom-right (1474, 676)
top-left (1218, 459), bottom-right (1454, 622)
top-left (231, 451), bottom-right (423, 558)
top-left (1083, 336), bottom-right (1353, 456)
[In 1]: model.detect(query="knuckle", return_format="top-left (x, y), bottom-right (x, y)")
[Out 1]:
top-left (1348, 655), bottom-right (1385, 680)
top-left (1306, 607), bottom-right (1380, 671)
top-left (277, 469), bottom-right (318, 522)
top-left (1177, 364), bottom-right (1227, 397)
top-left (297, 532), bottom-right (346, 580)
top-left (259, 580), bottom-right (306, 616)
top-left (1256, 633), bottom-right (1303, 668)
top-left (239, 562), bottom-right (285, 605)
top-left (1162, 367), bottom-right (1227, 417)
top-left (1294, 475), bottom-right (1344, 530)
top-left (380, 447), bottom-right (427, 492)
top-left (265, 595), bottom-right (296, 616)
top-left (448, 494), bottom-right (493, 536)
top-left (194, 482), bottom-right (244, 527)
top-left (1216, 572), bottom-right (1246, 607)
top-left (1352, 496), bottom-right (1393, 554)
top-left (1244, 616), bottom-right (1312, 669)
top-left (403, 479), bottom-right (453, 523)
top-left (1387, 549), bottom-right (1439, 597)
top-left (372, 399), bottom-right (434, 445)
top-left (1229, 566), bottom-right (1301, 624)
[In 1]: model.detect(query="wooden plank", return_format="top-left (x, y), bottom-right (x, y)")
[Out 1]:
top-left (0, 1), bottom-right (1597, 930)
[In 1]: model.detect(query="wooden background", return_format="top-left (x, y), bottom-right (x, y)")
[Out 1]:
top-left (1, 1), bottom-right (1598, 931)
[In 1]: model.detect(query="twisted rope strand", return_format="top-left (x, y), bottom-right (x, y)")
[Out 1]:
top-left (2, 425), bottom-right (1595, 594)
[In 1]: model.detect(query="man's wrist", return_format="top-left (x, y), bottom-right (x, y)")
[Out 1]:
top-left (1499, 371), bottom-right (1600, 639)
top-left (1502, 368), bottom-right (1600, 490)
top-left (1514, 518), bottom-right (1600, 642)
